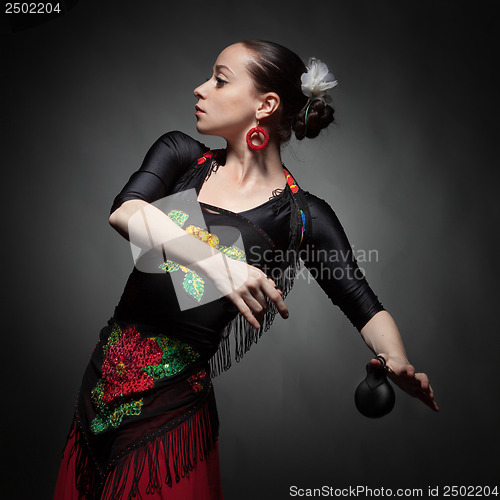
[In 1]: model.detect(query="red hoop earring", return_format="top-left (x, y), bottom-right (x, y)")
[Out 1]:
top-left (246, 122), bottom-right (270, 151)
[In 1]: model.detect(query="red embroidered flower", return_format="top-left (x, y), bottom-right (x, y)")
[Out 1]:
top-left (101, 326), bottom-right (163, 405)
top-left (188, 369), bottom-right (208, 394)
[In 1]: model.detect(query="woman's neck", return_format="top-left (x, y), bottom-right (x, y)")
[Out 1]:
top-left (223, 139), bottom-right (284, 186)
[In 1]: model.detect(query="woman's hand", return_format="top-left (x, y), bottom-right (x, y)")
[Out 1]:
top-left (371, 353), bottom-right (439, 412)
top-left (360, 312), bottom-right (439, 413)
top-left (221, 259), bottom-right (289, 330)
top-left (195, 254), bottom-right (289, 330)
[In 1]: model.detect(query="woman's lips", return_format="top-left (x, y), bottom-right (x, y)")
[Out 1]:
top-left (195, 106), bottom-right (205, 114)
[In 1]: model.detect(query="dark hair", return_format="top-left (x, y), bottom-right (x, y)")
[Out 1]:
top-left (239, 40), bottom-right (335, 143)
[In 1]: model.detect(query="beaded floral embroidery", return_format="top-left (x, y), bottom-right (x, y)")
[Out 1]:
top-left (159, 209), bottom-right (246, 302)
top-left (142, 335), bottom-right (200, 380)
top-left (101, 326), bottom-right (163, 405)
top-left (187, 369), bottom-right (208, 394)
top-left (90, 381), bottom-right (144, 435)
top-left (90, 324), bottom-right (201, 434)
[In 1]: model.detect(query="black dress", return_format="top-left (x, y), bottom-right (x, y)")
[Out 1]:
top-left (54, 131), bottom-right (384, 499)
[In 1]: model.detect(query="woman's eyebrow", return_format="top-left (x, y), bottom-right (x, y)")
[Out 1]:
top-left (214, 64), bottom-right (234, 75)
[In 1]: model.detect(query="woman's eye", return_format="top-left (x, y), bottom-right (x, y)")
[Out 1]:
top-left (214, 76), bottom-right (227, 88)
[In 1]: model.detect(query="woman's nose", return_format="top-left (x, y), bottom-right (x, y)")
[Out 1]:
top-left (193, 81), bottom-right (208, 99)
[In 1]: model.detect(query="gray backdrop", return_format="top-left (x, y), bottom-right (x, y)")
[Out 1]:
top-left (1, 1), bottom-right (499, 498)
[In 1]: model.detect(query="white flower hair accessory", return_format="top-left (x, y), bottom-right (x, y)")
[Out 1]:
top-left (301, 57), bottom-right (338, 102)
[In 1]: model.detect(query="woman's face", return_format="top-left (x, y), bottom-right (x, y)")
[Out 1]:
top-left (193, 43), bottom-right (262, 142)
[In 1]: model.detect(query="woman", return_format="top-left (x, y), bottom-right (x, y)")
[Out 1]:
top-left (54, 40), bottom-right (438, 500)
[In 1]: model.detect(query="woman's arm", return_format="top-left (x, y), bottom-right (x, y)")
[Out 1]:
top-left (109, 199), bottom-right (224, 267)
top-left (109, 199), bottom-right (288, 329)
top-left (301, 193), bottom-right (438, 411)
top-left (360, 310), bottom-right (439, 411)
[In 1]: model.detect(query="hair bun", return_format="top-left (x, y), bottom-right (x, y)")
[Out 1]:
top-left (293, 99), bottom-right (335, 140)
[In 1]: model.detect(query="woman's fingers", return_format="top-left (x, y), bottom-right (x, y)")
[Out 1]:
top-left (372, 354), bottom-right (439, 412)
top-left (262, 278), bottom-right (289, 319)
top-left (415, 371), bottom-right (430, 391)
top-left (414, 373), bottom-right (439, 411)
top-left (241, 288), bottom-right (268, 327)
top-left (396, 373), bottom-right (439, 412)
top-left (246, 281), bottom-right (269, 311)
top-left (220, 263), bottom-right (289, 328)
top-left (229, 274), bottom-right (289, 328)
top-left (230, 294), bottom-right (261, 330)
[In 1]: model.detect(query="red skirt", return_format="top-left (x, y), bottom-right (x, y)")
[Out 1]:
top-left (53, 425), bottom-right (223, 500)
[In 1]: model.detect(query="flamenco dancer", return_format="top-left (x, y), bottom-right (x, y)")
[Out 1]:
top-left (54, 40), bottom-right (438, 500)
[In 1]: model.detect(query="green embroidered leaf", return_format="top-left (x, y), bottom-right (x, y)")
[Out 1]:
top-left (159, 260), bottom-right (180, 272)
top-left (218, 244), bottom-right (247, 262)
top-left (142, 336), bottom-right (200, 380)
top-left (90, 379), bottom-right (144, 434)
top-left (167, 209), bottom-right (189, 227)
top-left (183, 270), bottom-right (205, 302)
top-left (102, 323), bottom-right (122, 355)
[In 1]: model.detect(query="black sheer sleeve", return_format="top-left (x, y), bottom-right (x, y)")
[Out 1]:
top-left (110, 131), bottom-right (208, 214)
top-left (301, 192), bottom-right (385, 331)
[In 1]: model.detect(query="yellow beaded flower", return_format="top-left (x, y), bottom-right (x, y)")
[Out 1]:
top-left (159, 210), bottom-right (246, 302)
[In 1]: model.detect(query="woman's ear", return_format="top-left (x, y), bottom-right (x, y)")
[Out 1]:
top-left (257, 92), bottom-right (280, 120)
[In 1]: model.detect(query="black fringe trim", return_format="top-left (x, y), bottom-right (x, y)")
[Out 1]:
top-left (67, 390), bottom-right (219, 500)
top-left (209, 183), bottom-right (312, 378)
top-left (208, 257), bottom-right (303, 378)
top-left (66, 418), bottom-right (100, 499)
